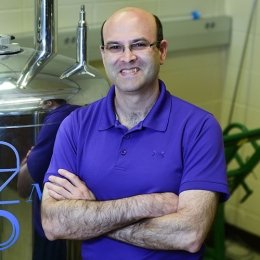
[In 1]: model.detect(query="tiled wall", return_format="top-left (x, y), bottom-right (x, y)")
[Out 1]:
top-left (0, 0), bottom-right (225, 33)
top-left (0, 1), bottom-right (259, 258)
top-left (222, 0), bottom-right (260, 237)
top-left (0, 0), bottom-right (227, 120)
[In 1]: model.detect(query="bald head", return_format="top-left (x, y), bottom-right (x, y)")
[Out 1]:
top-left (100, 7), bottom-right (163, 46)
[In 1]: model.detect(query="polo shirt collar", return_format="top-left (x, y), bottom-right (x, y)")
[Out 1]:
top-left (98, 80), bottom-right (171, 132)
top-left (142, 80), bottom-right (171, 132)
top-left (98, 86), bottom-right (116, 130)
top-left (47, 103), bottom-right (67, 115)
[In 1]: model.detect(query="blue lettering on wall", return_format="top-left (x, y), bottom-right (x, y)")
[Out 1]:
top-left (0, 141), bottom-right (42, 251)
top-left (26, 183), bottom-right (42, 202)
top-left (0, 210), bottom-right (20, 251)
top-left (0, 141), bottom-right (20, 205)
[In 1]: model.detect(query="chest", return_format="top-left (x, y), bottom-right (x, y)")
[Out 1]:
top-left (76, 127), bottom-right (183, 200)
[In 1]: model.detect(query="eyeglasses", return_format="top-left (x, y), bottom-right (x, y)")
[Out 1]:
top-left (101, 40), bottom-right (160, 54)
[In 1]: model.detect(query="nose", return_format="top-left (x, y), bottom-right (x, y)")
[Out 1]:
top-left (119, 46), bottom-right (137, 62)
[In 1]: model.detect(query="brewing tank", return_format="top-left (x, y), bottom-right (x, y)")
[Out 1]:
top-left (0, 1), bottom-right (108, 258)
top-left (0, 47), bottom-right (108, 112)
top-left (0, 2), bottom-right (108, 113)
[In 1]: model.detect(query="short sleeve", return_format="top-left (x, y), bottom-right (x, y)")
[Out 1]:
top-left (43, 114), bottom-right (78, 183)
top-left (180, 115), bottom-right (230, 201)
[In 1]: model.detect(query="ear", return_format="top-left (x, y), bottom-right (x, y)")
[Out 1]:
top-left (47, 101), bottom-right (53, 107)
top-left (158, 40), bottom-right (168, 65)
top-left (100, 46), bottom-right (105, 59)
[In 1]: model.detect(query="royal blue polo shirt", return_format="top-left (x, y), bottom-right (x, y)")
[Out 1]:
top-left (44, 80), bottom-right (229, 259)
top-left (27, 103), bottom-right (80, 237)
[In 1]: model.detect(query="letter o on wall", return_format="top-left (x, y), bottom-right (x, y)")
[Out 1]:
top-left (0, 210), bottom-right (20, 251)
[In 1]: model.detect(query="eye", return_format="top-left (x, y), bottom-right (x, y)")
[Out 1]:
top-left (131, 41), bottom-right (148, 50)
top-left (106, 44), bottom-right (123, 52)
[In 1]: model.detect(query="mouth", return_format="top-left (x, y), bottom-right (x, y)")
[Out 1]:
top-left (120, 67), bottom-right (140, 76)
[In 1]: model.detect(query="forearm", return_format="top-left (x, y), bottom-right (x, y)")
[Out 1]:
top-left (108, 212), bottom-right (194, 251)
top-left (42, 196), bottom-right (140, 240)
top-left (17, 163), bottom-right (34, 198)
top-left (41, 188), bottom-right (177, 241)
top-left (108, 190), bottom-right (219, 253)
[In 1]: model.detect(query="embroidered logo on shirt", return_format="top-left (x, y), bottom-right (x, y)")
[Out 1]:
top-left (152, 150), bottom-right (165, 158)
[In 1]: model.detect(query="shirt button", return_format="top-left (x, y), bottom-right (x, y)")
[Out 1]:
top-left (124, 134), bottom-right (130, 139)
top-left (120, 149), bottom-right (127, 155)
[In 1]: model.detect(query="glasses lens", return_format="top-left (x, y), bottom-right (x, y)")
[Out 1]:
top-left (106, 44), bottom-right (123, 53)
top-left (104, 40), bottom-right (158, 54)
top-left (130, 41), bottom-right (149, 51)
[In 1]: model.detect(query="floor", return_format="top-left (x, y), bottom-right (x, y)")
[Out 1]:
top-left (226, 239), bottom-right (260, 260)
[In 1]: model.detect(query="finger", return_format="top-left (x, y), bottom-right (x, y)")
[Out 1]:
top-left (48, 189), bottom-right (66, 200)
top-left (46, 181), bottom-right (72, 199)
top-left (58, 169), bottom-right (84, 187)
top-left (86, 189), bottom-right (96, 200)
top-left (57, 170), bottom-right (97, 200)
top-left (48, 175), bottom-right (76, 193)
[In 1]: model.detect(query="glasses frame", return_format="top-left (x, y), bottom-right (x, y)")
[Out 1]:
top-left (100, 40), bottom-right (161, 54)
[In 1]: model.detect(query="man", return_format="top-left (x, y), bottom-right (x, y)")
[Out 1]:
top-left (41, 7), bottom-right (229, 260)
top-left (17, 98), bottom-right (80, 260)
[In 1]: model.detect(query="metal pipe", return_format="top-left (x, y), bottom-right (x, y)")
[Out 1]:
top-left (16, 0), bottom-right (57, 88)
top-left (60, 5), bottom-right (95, 79)
top-left (77, 5), bottom-right (87, 64)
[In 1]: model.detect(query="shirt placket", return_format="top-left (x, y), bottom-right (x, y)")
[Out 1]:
top-left (115, 132), bottom-right (132, 171)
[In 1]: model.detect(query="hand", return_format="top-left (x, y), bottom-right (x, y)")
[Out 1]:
top-left (46, 169), bottom-right (96, 201)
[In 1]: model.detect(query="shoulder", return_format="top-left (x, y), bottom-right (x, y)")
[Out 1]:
top-left (69, 97), bottom-right (106, 119)
top-left (59, 97), bottom-right (106, 130)
top-left (171, 95), bottom-right (219, 125)
top-left (168, 95), bottom-right (222, 142)
top-left (43, 104), bottom-right (79, 124)
top-left (171, 96), bottom-right (210, 116)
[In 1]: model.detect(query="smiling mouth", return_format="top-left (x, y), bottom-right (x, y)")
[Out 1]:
top-left (120, 67), bottom-right (139, 75)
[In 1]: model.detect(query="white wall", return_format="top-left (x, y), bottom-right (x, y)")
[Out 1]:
top-left (0, 0), bottom-right (227, 119)
top-left (0, 2), bottom-right (226, 259)
top-left (0, 0), bottom-right (225, 34)
top-left (222, 0), bottom-right (260, 237)
top-left (1, 0), bottom-right (260, 258)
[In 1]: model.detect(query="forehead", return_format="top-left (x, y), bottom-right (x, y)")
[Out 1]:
top-left (103, 9), bottom-right (157, 42)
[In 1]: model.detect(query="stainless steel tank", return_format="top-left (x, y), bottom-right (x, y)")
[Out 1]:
top-left (0, 2), bottom-right (108, 112)
top-left (0, 0), bottom-right (108, 259)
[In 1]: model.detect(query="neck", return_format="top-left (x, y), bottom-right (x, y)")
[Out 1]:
top-left (114, 85), bottom-right (160, 129)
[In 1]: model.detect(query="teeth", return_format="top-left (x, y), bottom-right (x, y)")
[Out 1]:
top-left (121, 68), bottom-right (138, 74)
